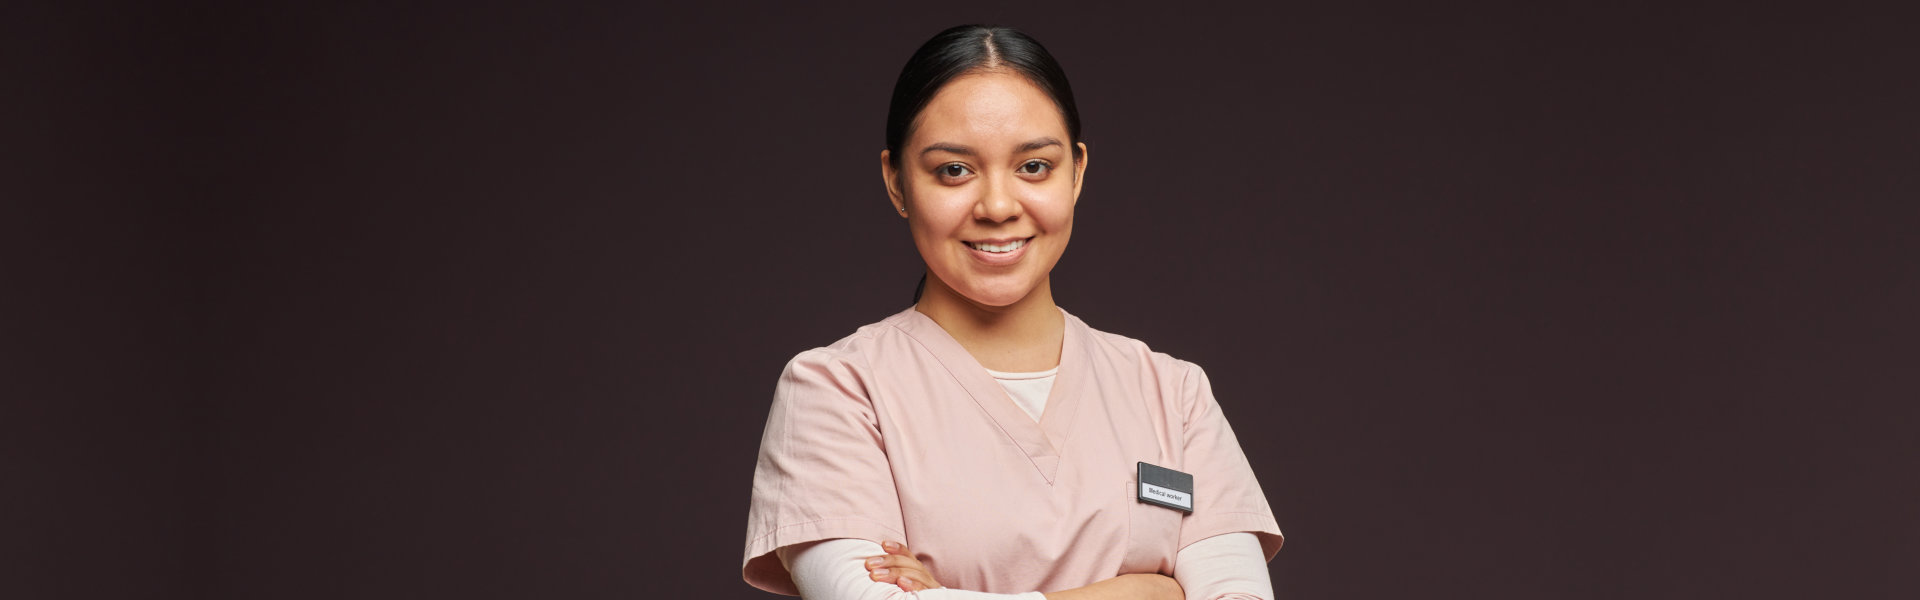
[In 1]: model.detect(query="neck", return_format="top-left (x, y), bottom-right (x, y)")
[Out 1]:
top-left (913, 273), bottom-right (1065, 372)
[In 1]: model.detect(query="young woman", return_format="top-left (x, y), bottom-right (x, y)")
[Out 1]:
top-left (743, 25), bottom-right (1282, 600)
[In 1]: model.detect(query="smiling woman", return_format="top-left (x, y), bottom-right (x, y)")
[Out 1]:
top-left (882, 25), bottom-right (1085, 317)
top-left (885, 70), bottom-right (1084, 355)
top-left (743, 25), bottom-right (1283, 600)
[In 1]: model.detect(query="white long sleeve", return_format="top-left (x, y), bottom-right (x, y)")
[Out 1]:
top-left (776, 533), bottom-right (1271, 600)
top-left (777, 539), bottom-right (1046, 600)
top-left (1173, 532), bottom-right (1273, 600)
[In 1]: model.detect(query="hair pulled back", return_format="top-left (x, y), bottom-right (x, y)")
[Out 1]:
top-left (887, 25), bottom-right (1084, 304)
top-left (885, 24), bottom-right (1084, 168)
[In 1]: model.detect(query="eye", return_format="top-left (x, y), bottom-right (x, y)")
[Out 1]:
top-left (1017, 160), bottom-right (1051, 175)
top-left (937, 163), bottom-right (973, 181)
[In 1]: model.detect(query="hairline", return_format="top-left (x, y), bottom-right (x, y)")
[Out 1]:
top-left (899, 67), bottom-right (1082, 164)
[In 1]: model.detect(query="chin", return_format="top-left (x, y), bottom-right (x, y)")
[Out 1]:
top-left (956, 280), bottom-right (1036, 308)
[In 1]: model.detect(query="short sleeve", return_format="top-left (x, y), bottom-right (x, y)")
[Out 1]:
top-left (1174, 360), bottom-right (1285, 560)
top-left (742, 349), bottom-right (908, 595)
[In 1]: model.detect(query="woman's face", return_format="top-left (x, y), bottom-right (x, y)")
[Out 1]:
top-left (882, 71), bottom-right (1089, 308)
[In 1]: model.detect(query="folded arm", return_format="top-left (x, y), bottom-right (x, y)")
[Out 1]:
top-left (779, 539), bottom-right (1045, 600)
top-left (780, 534), bottom-right (1270, 600)
top-left (1171, 532), bottom-right (1272, 600)
top-left (779, 539), bottom-right (1180, 600)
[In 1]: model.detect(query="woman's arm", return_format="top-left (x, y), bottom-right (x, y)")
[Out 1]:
top-left (1171, 533), bottom-right (1272, 600)
top-left (781, 539), bottom-right (1043, 600)
top-left (788, 539), bottom-right (1183, 600)
top-left (863, 536), bottom-right (1269, 600)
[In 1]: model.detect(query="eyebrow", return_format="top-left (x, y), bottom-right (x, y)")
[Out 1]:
top-left (919, 137), bottom-right (1063, 157)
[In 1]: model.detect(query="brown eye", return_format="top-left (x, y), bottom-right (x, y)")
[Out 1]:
top-left (940, 164), bottom-right (972, 179)
top-left (1018, 160), bottom-right (1050, 175)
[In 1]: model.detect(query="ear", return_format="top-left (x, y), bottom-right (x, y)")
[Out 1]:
top-left (1070, 142), bottom-right (1090, 205)
top-left (881, 149), bottom-right (908, 217)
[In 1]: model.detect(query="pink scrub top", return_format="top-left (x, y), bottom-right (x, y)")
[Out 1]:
top-left (742, 306), bottom-right (1283, 595)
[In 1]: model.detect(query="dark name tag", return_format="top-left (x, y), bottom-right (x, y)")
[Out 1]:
top-left (1136, 462), bottom-right (1194, 513)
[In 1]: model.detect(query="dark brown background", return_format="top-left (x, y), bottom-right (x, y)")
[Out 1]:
top-left (8, 1), bottom-right (1917, 599)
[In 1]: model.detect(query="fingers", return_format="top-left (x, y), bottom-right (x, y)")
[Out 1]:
top-left (865, 564), bottom-right (915, 582)
top-left (864, 554), bottom-right (919, 570)
top-left (869, 566), bottom-right (936, 591)
top-left (867, 543), bottom-right (940, 591)
top-left (899, 576), bottom-right (926, 592)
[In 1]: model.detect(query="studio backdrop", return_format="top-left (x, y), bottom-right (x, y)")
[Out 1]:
top-left (8, 2), bottom-right (1916, 599)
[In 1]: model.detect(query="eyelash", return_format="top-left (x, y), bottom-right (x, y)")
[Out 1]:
top-left (935, 160), bottom-right (1052, 182)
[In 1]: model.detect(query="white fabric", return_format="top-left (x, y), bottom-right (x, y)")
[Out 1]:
top-left (1174, 532), bottom-right (1273, 600)
top-left (777, 538), bottom-right (1045, 600)
top-left (776, 533), bottom-right (1270, 600)
top-left (982, 366), bottom-right (1058, 422)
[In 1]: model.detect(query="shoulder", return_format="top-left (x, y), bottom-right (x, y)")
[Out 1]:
top-left (776, 307), bottom-right (924, 386)
top-left (1069, 309), bottom-right (1210, 392)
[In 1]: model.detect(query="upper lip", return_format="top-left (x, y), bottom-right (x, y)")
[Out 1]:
top-left (965, 236), bottom-right (1035, 244)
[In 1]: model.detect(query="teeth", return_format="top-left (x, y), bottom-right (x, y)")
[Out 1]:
top-left (967, 238), bottom-right (1028, 253)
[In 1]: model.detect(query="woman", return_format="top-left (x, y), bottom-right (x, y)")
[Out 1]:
top-left (743, 25), bottom-right (1282, 600)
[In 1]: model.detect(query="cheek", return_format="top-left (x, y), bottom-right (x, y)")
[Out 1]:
top-left (1025, 188), bottom-right (1076, 233)
top-left (907, 202), bottom-right (965, 238)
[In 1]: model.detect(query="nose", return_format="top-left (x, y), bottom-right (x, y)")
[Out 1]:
top-left (972, 174), bottom-right (1023, 223)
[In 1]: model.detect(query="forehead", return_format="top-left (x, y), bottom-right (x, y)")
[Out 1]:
top-left (910, 71), bottom-right (1068, 148)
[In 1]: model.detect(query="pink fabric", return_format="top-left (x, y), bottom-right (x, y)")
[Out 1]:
top-left (744, 307), bottom-right (1283, 596)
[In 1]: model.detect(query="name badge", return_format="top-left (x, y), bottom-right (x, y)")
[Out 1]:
top-left (1136, 462), bottom-right (1194, 513)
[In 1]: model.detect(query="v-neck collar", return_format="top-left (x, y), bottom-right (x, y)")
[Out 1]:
top-left (890, 305), bottom-right (1089, 485)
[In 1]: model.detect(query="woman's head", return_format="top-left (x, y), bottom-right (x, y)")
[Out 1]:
top-left (881, 25), bottom-right (1089, 309)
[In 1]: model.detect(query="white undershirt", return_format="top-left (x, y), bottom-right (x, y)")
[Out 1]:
top-left (774, 371), bottom-right (1272, 600)
top-left (983, 366), bottom-right (1058, 421)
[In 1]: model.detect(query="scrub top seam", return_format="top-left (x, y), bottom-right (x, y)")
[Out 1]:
top-left (883, 318), bottom-right (1054, 479)
top-left (772, 361), bottom-right (793, 543)
top-left (746, 516), bottom-right (907, 548)
top-left (1043, 315), bottom-right (1089, 476)
top-left (1174, 358), bottom-right (1200, 431)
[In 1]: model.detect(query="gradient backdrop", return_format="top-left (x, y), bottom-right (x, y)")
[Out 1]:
top-left (9, 2), bottom-right (1918, 599)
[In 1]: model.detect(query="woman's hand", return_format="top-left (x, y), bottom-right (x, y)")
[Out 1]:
top-left (865, 540), bottom-right (943, 592)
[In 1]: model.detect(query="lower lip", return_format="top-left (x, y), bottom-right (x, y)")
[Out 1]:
top-left (966, 238), bottom-right (1032, 266)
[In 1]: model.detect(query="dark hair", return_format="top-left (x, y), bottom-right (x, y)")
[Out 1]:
top-left (886, 24), bottom-right (1084, 168)
top-left (890, 25), bottom-right (1084, 304)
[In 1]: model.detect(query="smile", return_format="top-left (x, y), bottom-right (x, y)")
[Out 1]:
top-left (964, 237), bottom-right (1032, 253)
